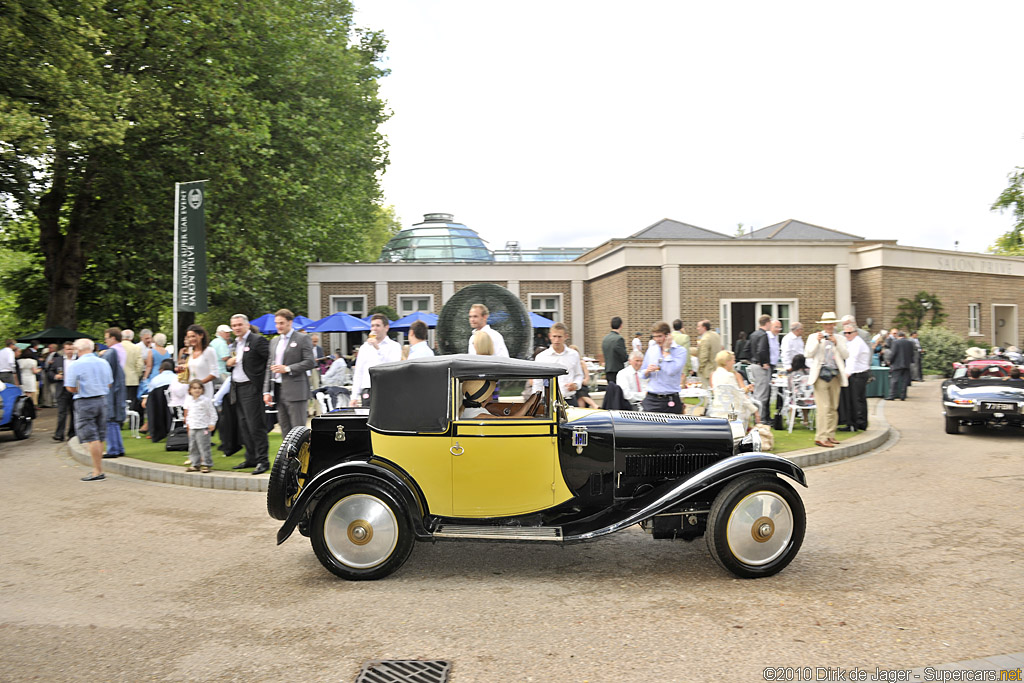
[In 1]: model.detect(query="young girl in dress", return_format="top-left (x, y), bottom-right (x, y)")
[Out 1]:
top-left (183, 379), bottom-right (218, 473)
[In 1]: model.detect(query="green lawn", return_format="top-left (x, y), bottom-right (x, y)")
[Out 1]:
top-left (769, 421), bottom-right (858, 453)
top-left (117, 427), bottom-right (285, 471)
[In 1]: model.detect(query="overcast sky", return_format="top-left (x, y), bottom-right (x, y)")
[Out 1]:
top-left (354, 1), bottom-right (1024, 254)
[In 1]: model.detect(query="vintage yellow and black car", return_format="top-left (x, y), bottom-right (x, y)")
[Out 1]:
top-left (267, 355), bottom-right (807, 580)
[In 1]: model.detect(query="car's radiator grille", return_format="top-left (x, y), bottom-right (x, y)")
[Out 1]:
top-left (624, 452), bottom-right (720, 477)
top-left (613, 411), bottom-right (703, 423)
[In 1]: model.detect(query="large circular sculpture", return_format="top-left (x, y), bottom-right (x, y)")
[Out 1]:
top-left (436, 284), bottom-right (533, 359)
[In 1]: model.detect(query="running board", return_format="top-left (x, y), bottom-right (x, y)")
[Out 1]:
top-left (433, 525), bottom-right (563, 541)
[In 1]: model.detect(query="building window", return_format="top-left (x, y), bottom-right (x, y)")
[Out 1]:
top-left (331, 295), bottom-right (366, 317)
top-left (529, 294), bottom-right (562, 323)
top-left (396, 294), bottom-right (434, 315)
top-left (968, 303), bottom-right (981, 336)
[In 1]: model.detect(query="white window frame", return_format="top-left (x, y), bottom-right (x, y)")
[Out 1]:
top-left (529, 293), bottom-right (562, 323)
top-left (396, 294), bottom-right (435, 316)
top-left (968, 303), bottom-right (981, 336)
top-left (330, 295), bottom-right (367, 317)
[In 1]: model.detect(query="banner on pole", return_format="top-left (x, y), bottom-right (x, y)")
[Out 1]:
top-left (174, 180), bottom-right (208, 313)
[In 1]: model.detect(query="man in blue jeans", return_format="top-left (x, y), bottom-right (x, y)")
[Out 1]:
top-left (64, 338), bottom-right (112, 481)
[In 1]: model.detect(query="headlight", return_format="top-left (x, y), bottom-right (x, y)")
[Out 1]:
top-left (953, 398), bottom-right (976, 405)
top-left (729, 419), bottom-right (745, 442)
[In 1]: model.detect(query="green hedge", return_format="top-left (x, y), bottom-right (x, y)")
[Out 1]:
top-left (918, 324), bottom-right (970, 377)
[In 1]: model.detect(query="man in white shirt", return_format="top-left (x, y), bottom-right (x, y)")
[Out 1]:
top-left (406, 320), bottom-right (434, 360)
top-left (0, 338), bottom-right (19, 386)
top-left (839, 323), bottom-right (871, 432)
top-left (467, 304), bottom-right (509, 357)
top-left (351, 314), bottom-right (402, 406)
top-left (780, 322), bottom-right (805, 370)
top-left (615, 351), bottom-right (648, 408)
top-left (531, 323), bottom-right (583, 401)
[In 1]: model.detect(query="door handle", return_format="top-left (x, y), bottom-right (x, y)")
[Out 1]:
top-left (450, 442), bottom-right (464, 456)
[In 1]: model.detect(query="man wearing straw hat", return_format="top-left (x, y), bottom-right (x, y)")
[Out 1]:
top-left (803, 311), bottom-right (849, 449)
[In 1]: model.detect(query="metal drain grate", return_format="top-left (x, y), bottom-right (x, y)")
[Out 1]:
top-left (355, 660), bottom-right (451, 683)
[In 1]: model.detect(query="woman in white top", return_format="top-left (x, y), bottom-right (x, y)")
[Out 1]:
top-left (16, 349), bottom-right (40, 403)
top-left (176, 324), bottom-right (219, 399)
top-left (709, 350), bottom-right (759, 423)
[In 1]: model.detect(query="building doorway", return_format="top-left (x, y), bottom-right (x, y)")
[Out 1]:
top-left (721, 299), bottom-right (798, 351)
top-left (992, 304), bottom-right (1019, 349)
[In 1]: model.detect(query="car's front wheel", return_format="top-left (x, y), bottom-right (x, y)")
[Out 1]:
top-left (944, 415), bottom-right (960, 435)
top-left (706, 474), bottom-right (805, 578)
top-left (310, 478), bottom-right (414, 581)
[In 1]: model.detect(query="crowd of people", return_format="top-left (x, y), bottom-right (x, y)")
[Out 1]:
top-left (597, 311), bottom-right (926, 449)
top-left (1, 301), bottom-right (942, 482)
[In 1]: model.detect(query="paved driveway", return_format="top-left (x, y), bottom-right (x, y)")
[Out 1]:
top-left (1, 380), bottom-right (1021, 682)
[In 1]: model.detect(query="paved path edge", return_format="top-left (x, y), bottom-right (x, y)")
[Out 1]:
top-left (65, 437), bottom-right (269, 492)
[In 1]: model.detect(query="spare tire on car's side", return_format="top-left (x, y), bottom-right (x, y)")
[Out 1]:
top-left (267, 426), bottom-right (312, 520)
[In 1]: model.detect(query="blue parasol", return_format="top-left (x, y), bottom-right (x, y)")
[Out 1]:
top-left (529, 312), bottom-right (556, 327)
top-left (389, 311), bottom-right (439, 331)
top-left (305, 312), bottom-right (371, 333)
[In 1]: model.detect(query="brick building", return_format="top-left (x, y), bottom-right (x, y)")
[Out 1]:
top-left (308, 218), bottom-right (1024, 358)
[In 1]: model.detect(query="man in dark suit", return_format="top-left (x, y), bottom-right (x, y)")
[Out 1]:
top-left (887, 330), bottom-right (915, 400)
top-left (746, 314), bottom-right (773, 424)
top-left (227, 313), bottom-right (271, 474)
top-left (601, 316), bottom-right (629, 385)
top-left (264, 308), bottom-right (316, 442)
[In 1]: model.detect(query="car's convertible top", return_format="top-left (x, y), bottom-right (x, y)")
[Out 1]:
top-left (368, 354), bottom-right (568, 434)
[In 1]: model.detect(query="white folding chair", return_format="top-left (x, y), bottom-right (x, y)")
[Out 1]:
top-left (784, 381), bottom-right (817, 433)
top-left (314, 390), bottom-right (334, 415)
top-left (125, 400), bottom-right (141, 439)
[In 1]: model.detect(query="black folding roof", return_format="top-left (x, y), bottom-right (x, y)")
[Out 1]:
top-left (368, 354), bottom-right (567, 434)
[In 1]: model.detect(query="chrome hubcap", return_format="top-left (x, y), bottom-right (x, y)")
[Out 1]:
top-left (726, 491), bottom-right (793, 566)
top-left (323, 494), bottom-right (398, 569)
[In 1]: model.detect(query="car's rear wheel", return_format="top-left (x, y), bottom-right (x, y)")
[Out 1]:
top-left (11, 397), bottom-right (34, 440)
top-left (706, 474), bottom-right (805, 578)
top-left (310, 478), bottom-right (414, 581)
top-left (267, 426), bottom-right (312, 520)
top-left (944, 415), bottom-right (960, 435)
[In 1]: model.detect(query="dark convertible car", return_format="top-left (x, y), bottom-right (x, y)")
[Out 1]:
top-left (267, 355), bottom-right (807, 580)
top-left (942, 373), bottom-right (1024, 434)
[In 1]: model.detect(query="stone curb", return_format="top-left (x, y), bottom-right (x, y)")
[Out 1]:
top-left (65, 437), bottom-right (269, 492)
top-left (64, 400), bottom-right (894, 491)
top-left (784, 397), bottom-right (893, 470)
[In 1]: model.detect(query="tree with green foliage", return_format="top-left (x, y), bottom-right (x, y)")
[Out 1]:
top-left (0, 0), bottom-right (390, 333)
top-left (892, 291), bottom-right (946, 332)
top-left (369, 304), bottom-right (399, 322)
top-left (989, 167), bottom-right (1024, 255)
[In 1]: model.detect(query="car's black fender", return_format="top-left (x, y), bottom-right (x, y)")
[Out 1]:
top-left (561, 452), bottom-right (807, 541)
top-left (276, 457), bottom-right (430, 545)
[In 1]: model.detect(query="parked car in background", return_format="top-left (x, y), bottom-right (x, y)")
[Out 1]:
top-left (951, 359), bottom-right (1015, 379)
top-left (942, 370), bottom-right (1024, 434)
top-left (0, 381), bottom-right (34, 440)
top-left (267, 355), bottom-right (806, 581)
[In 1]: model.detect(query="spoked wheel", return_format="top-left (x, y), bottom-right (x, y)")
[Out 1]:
top-left (267, 426), bottom-right (312, 520)
top-left (11, 397), bottom-right (34, 440)
top-left (706, 474), bottom-right (805, 578)
top-left (310, 479), bottom-right (414, 581)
